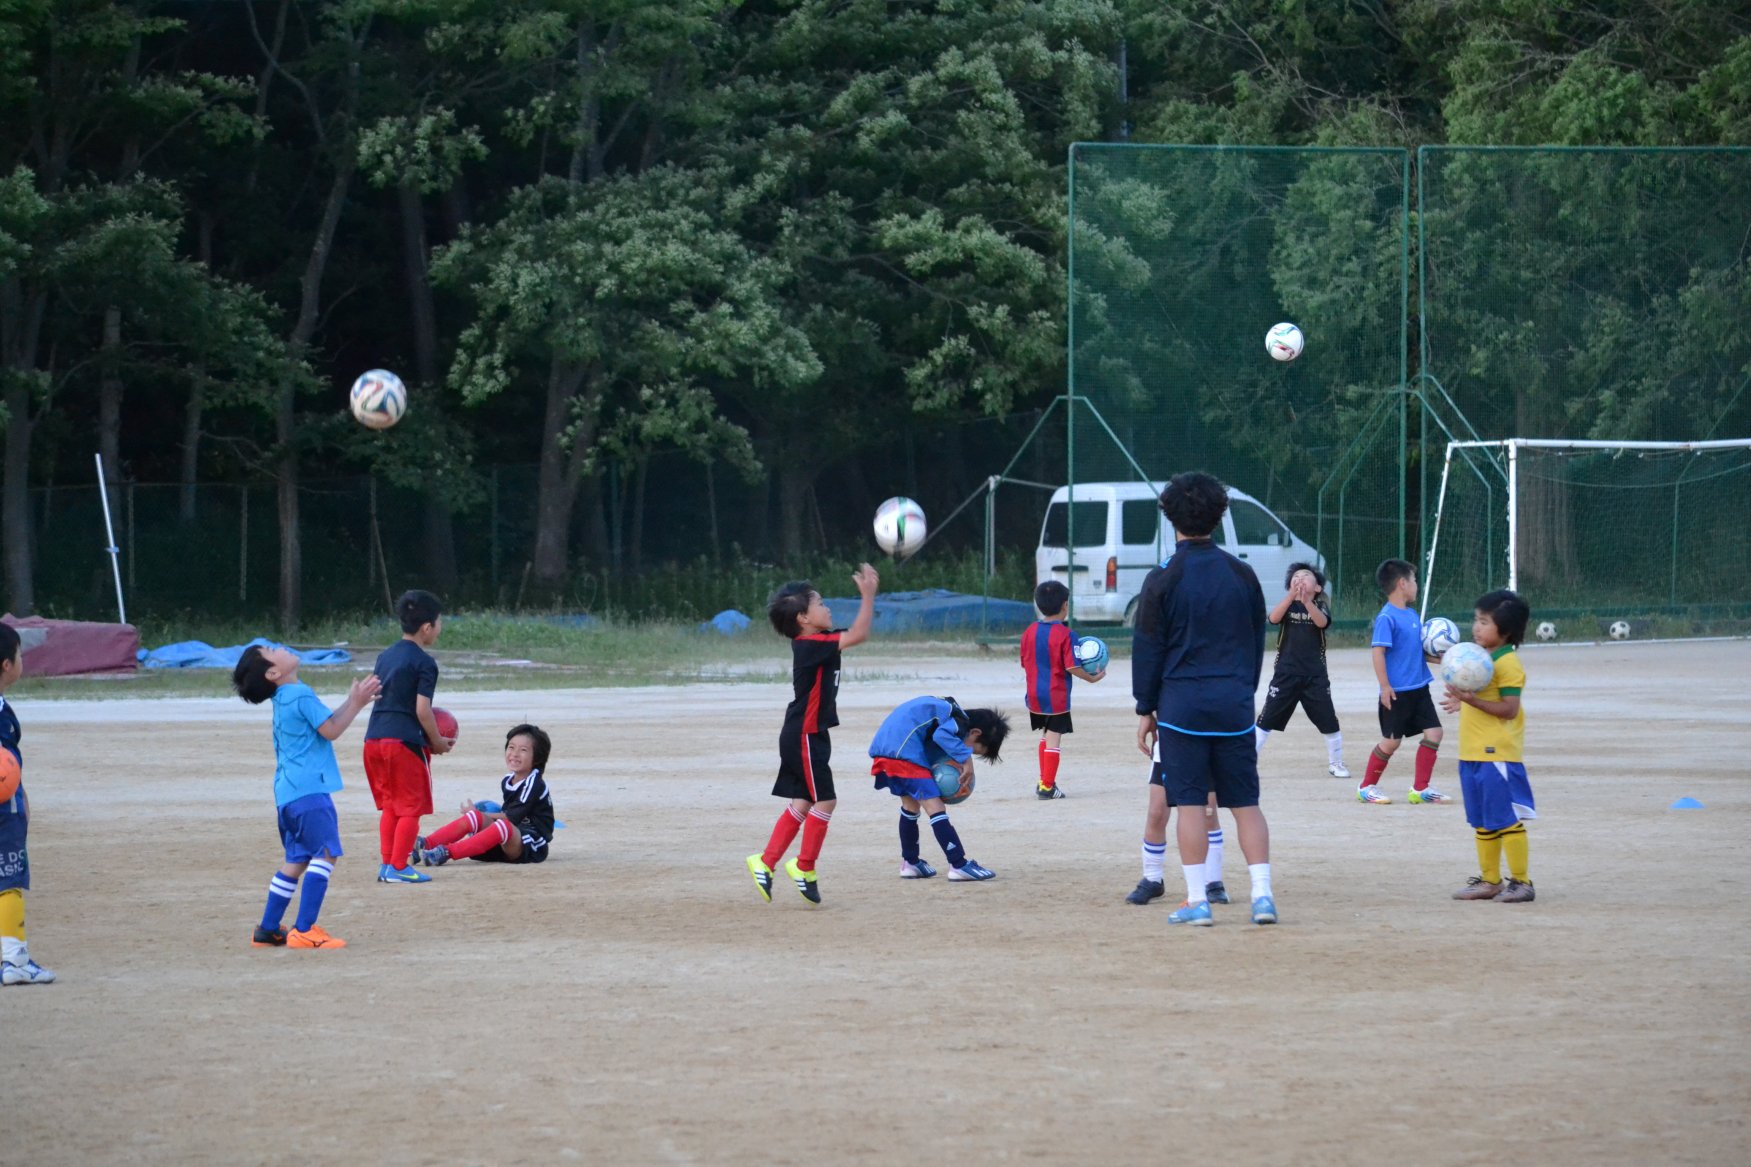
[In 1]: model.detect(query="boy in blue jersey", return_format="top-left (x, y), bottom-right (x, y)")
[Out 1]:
top-left (234, 644), bottom-right (380, 949)
top-left (1131, 471), bottom-right (1276, 927)
top-left (1357, 559), bottom-right (1449, 805)
top-left (0, 624), bottom-right (54, 985)
top-left (869, 695), bottom-right (1010, 882)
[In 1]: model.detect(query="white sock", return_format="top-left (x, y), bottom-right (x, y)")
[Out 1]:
top-left (1255, 726), bottom-right (1270, 752)
top-left (1325, 732), bottom-right (1344, 766)
top-left (1249, 862), bottom-right (1273, 900)
top-left (1205, 829), bottom-right (1225, 884)
top-left (1, 935), bottom-right (24, 964)
top-left (1142, 839), bottom-right (1167, 882)
top-left (1182, 864), bottom-right (1205, 904)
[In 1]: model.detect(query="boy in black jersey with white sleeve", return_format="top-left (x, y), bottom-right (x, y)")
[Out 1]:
top-left (747, 564), bottom-right (879, 905)
top-left (415, 725), bottom-right (555, 866)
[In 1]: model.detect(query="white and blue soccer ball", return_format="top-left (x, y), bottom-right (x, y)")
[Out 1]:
top-left (1421, 616), bottom-right (1460, 657)
top-left (1266, 321), bottom-right (1305, 362)
top-left (1440, 642), bottom-right (1494, 693)
top-left (349, 368), bottom-right (407, 430)
top-left (1074, 635), bottom-right (1108, 675)
top-left (873, 496), bottom-right (927, 556)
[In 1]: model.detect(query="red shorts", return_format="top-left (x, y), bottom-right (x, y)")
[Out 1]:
top-left (363, 738), bottom-right (433, 816)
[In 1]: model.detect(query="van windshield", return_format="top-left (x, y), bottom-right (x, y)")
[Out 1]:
top-left (1042, 501), bottom-right (1108, 548)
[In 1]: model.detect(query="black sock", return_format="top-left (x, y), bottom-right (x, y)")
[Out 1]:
top-left (930, 812), bottom-right (965, 867)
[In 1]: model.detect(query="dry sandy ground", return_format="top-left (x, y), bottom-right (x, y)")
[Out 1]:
top-left (3, 640), bottom-right (1748, 1166)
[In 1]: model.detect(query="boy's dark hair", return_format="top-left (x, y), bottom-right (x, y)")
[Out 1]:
top-left (1376, 558), bottom-right (1417, 594)
top-left (768, 581), bottom-right (815, 639)
top-left (1033, 580), bottom-right (1069, 617)
top-left (1285, 561), bottom-right (1326, 591)
top-left (506, 723), bottom-right (552, 773)
top-left (397, 589), bottom-right (443, 634)
top-left (232, 644), bottom-right (276, 705)
top-left (1158, 471), bottom-right (1228, 538)
top-left (964, 707), bottom-right (1011, 764)
top-left (1475, 589), bottom-right (1531, 647)
top-left (0, 622), bottom-right (19, 668)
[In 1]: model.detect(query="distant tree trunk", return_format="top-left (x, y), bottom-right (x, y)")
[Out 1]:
top-left (98, 304), bottom-right (124, 506)
top-left (180, 215), bottom-right (213, 524)
top-left (531, 358), bottom-right (601, 595)
top-left (777, 458), bottom-right (815, 562)
top-left (1, 276), bottom-right (47, 614)
top-left (628, 452), bottom-right (649, 574)
top-left (399, 180), bottom-right (457, 594)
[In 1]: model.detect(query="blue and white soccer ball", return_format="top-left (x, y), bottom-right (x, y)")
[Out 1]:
top-left (1421, 616), bottom-right (1460, 657)
top-left (1439, 642), bottom-right (1494, 693)
top-left (1074, 635), bottom-right (1109, 675)
top-left (932, 759), bottom-right (973, 805)
top-left (349, 368), bottom-right (408, 430)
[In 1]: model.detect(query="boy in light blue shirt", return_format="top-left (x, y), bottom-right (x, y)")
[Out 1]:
top-left (233, 645), bottom-right (379, 949)
top-left (1357, 559), bottom-right (1448, 805)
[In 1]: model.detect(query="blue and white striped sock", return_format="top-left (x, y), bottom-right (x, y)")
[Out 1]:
top-left (260, 872), bottom-right (298, 932)
top-left (293, 858), bottom-right (334, 932)
top-left (1205, 828), bottom-right (1225, 883)
top-left (1142, 839), bottom-right (1167, 882)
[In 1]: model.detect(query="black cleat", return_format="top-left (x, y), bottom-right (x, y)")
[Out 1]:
top-left (1126, 878), bottom-right (1166, 905)
top-left (1205, 881), bottom-right (1230, 904)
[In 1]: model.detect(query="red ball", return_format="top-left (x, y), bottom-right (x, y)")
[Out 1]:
top-left (433, 707), bottom-right (458, 741)
top-left (0, 750), bottom-right (19, 804)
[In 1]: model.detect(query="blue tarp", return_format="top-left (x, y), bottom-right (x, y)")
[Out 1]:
top-left (818, 589), bottom-right (1036, 635)
top-left (699, 609), bottom-right (752, 636)
top-left (138, 637), bottom-right (352, 670)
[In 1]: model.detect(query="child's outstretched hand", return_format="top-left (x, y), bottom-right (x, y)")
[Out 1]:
top-left (349, 674), bottom-right (381, 705)
top-left (854, 563), bottom-right (879, 596)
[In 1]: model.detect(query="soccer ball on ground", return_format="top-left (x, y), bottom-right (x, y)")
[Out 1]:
top-left (873, 496), bottom-right (927, 556)
top-left (1421, 616), bottom-right (1460, 657)
top-left (1440, 642), bottom-right (1494, 693)
top-left (1609, 620), bottom-right (1632, 640)
top-left (932, 759), bottom-right (974, 805)
top-left (1265, 322), bottom-right (1305, 362)
top-left (349, 369), bottom-right (407, 430)
top-left (1074, 635), bottom-right (1108, 675)
top-left (1535, 621), bottom-right (1557, 641)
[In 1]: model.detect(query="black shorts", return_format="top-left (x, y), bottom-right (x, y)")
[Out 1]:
top-left (1256, 673), bottom-right (1340, 734)
top-left (1377, 684), bottom-right (1441, 740)
top-left (468, 828), bottom-right (551, 865)
top-left (773, 728), bottom-right (835, 801)
top-left (1153, 726), bottom-right (1260, 809)
top-left (1029, 711), bottom-right (1073, 735)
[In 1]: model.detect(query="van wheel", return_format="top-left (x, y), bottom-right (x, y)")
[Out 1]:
top-left (1122, 598), bottom-right (1139, 628)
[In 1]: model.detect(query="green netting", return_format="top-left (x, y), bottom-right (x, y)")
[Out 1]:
top-left (1067, 145), bottom-right (1412, 616)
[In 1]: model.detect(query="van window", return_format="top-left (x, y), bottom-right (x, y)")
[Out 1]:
top-left (1229, 498), bottom-right (1288, 546)
top-left (1121, 499), bottom-right (1158, 545)
top-left (1042, 501), bottom-right (1108, 548)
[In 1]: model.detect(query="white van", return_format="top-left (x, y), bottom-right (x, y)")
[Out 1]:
top-left (1034, 481), bottom-right (1326, 624)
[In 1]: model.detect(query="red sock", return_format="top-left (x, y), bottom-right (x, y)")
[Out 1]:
top-left (391, 815), bottom-right (423, 870)
top-left (1414, 740), bottom-right (1440, 791)
top-left (1363, 747), bottom-right (1390, 787)
top-left (379, 812), bottom-right (398, 865)
top-left (1040, 744), bottom-right (1062, 789)
top-left (424, 810), bottom-right (480, 849)
top-left (447, 818), bottom-right (512, 860)
top-left (797, 808), bottom-right (831, 872)
top-left (761, 806), bottom-right (805, 869)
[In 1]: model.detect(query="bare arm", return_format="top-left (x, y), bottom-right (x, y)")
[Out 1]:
top-left (416, 693), bottom-right (452, 754)
top-left (1307, 595), bottom-right (1330, 628)
top-left (840, 563), bottom-right (880, 649)
top-left (318, 674), bottom-right (381, 741)
top-left (1443, 688), bottom-right (1520, 720)
top-left (1372, 645), bottom-right (1394, 707)
top-left (1267, 591), bottom-right (1294, 625)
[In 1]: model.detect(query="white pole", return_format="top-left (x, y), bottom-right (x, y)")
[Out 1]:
top-left (1421, 441), bottom-right (1457, 620)
top-left (94, 454), bottom-right (127, 624)
top-left (1506, 439), bottom-right (1519, 592)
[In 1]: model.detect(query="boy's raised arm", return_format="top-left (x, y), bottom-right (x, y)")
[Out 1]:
top-left (840, 563), bottom-right (880, 649)
top-left (318, 674), bottom-right (381, 741)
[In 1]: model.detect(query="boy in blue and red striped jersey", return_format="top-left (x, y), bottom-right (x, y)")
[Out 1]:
top-left (1020, 581), bottom-right (1106, 800)
top-left (746, 564), bottom-right (879, 905)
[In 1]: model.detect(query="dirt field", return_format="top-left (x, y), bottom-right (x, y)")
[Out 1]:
top-left (5, 639), bottom-right (1748, 1166)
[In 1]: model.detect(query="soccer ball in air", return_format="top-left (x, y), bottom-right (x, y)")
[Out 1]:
top-left (932, 759), bottom-right (974, 805)
top-left (873, 496), bottom-right (927, 556)
top-left (1074, 636), bottom-right (1109, 675)
top-left (1609, 620), bottom-right (1632, 640)
top-left (1421, 616), bottom-right (1460, 657)
top-left (1440, 642), bottom-right (1494, 693)
top-left (1266, 322), bottom-right (1305, 362)
top-left (349, 369), bottom-right (407, 430)
top-left (1535, 621), bottom-right (1557, 642)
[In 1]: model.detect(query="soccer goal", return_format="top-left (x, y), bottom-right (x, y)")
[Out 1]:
top-left (1422, 439), bottom-right (1751, 628)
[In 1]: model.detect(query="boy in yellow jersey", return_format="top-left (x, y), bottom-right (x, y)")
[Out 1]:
top-left (1440, 589), bottom-right (1536, 903)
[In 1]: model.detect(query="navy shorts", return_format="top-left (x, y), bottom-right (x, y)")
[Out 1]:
top-left (1378, 684), bottom-right (1441, 739)
top-left (1154, 726), bottom-right (1260, 809)
top-left (1028, 711), bottom-right (1073, 734)
top-left (278, 793), bottom-right (343, 863)
top-left (773, 728), bottom-right (835, 801)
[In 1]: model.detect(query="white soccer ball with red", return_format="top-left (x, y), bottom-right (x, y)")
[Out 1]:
top-left (1265, 322), bottom-right (1305, 362)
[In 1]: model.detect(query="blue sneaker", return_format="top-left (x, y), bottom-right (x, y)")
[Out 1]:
top-left (408, 836), bottom-right (429, 865)
top-left (899, 858), bottom-right (937, 878)
top-left (947, 860), bottom-right (995, 881)
top-left (379, 865), bottom-right (431, 884)
top-left (1167, 900), bottom-right (1213, 926)
top-left (419, 845), bottom-right (451, 867)
top-left (1251, 895), bottom-right (1278, 925)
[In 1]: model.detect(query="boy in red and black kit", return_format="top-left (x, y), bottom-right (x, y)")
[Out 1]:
top-left (364, 589), bottom-right (453, 884)
top-left (746, 564), bottom-right (878, 905)
top-left (1020, 580), bottom-right (1106, 799)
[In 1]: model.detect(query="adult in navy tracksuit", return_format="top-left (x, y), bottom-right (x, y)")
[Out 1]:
top-left (1131, 472), bottom-right (1278, 927)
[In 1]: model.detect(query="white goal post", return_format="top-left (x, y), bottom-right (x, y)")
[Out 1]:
top-left (1422, 437), bottom-right (1751, 619)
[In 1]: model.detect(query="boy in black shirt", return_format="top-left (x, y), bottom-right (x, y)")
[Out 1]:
top-left (1254, 563), bottom-right (1349, 778)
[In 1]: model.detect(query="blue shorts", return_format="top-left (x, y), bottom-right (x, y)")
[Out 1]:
top-left (277, 793), bottom-right (344, 863)
top-left (0, 796), bottom-right (29, 892)
top-left (873, 774), bottom-right (942, 802)
top-left (1458, 760), bottom-right (1536, 832)
top-left (1155, 726), bottom-right (1260, 809)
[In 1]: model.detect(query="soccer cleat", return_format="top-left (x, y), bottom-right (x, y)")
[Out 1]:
top-left (1167, 900), bottom-right (1213, 926)
top-left (1036, 783), bottom-right (1065, 800)
top-left (286, 925), bottom-right (347, 949)
top-left (1494, 879), bottom-right (1536, 903)
top-left (419, 845), bottom-right (451, 867)
top-left (745, 854), bottom-right (774, 902)
top-left (1408, 787), bottom-right (1453, 805)
top-left (2, 959), bottom-right (56, 985)
top-left (1126, 878), bottom-right (1165, 905)
top-left (1356, 785), bottom-right (1392, 804)
top-left (408, 836), bottom-right (429, 865)
top-left (251, 925), bottom-right (288, 948)
top-left (948, 860), bottom-right (996, 881)
top-left (899, 858), bottom-right (938, 879)
top-left (1205, 880), bottom-right (1230, 904)
top-left (378, 865), bottom-right (431, 884)
top-left (784, 858), bottom-right (821, 904)
top-left (1251, 895), bottom-right (1278, 925)
top-left (1452, 876), bottom-right (1504, 900)
top-left (1328, 762), bottom-right (1352, 779)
